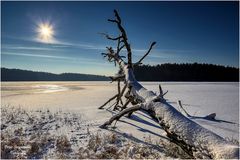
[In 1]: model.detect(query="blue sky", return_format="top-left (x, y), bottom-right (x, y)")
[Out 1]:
top-left (1, 1), bottom-right (239, 76)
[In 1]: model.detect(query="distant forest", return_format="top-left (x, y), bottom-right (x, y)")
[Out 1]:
top-left (134, 63), bottom-right (239, 81)
top-left (1, 63), bottom-right (239, 81)
top-left (1, 68), bottom-right (109, 81)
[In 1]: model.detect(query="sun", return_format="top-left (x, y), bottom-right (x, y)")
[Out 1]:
top-left (36, 22), bottom-right (54, 43)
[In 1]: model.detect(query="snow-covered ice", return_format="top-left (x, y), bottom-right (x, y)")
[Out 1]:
top-left (1, 81), bottom-right (239, 158)
top-left (2, 81), bottom-right (238, 139)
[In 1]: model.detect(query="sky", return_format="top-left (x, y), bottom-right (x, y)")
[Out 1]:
top-left (1, 1), bottom-right (239, 76)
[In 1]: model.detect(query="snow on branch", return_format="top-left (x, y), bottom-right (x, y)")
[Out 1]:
top-left (99, 9), bottom-right (239, 159)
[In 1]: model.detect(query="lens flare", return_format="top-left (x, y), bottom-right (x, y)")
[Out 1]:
top-left (36, 22), bottom-right (54, 43)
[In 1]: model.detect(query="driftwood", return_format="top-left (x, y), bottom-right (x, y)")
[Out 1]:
top-left (99, 10), bottom-right (239, 159)
top-left (178, 100), bottom-right (217, 119)
top-left (178, 100), bottom-right (236, 124)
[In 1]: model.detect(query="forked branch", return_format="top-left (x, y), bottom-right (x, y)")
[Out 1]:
top-left (108, 9), bottom-right (133, 68)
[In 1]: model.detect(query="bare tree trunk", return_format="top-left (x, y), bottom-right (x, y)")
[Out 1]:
top-left (100, 10), bottom-right (239, 159)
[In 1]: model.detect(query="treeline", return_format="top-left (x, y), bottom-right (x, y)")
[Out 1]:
top-left (133, 63), bottom-right (239, 81)
top-left (1, 68), bottom-right (109, 81)
top-left (1, 63), bottom-right (239, 81)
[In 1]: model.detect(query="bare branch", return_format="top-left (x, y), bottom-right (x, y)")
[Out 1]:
top-left (114, 9), bottom-right (122, 24)
top-left (116, 38), bottom-right (125, 57)
top-left (108, 19), bottom-right (118, 23)
top-left (99, 94), bottom-right (118, 109)
top-left (178, 100), bottom-right (217, 120)
top-left (120, 83), bottom-right (128, 96)
top-left (178, 100), bottom-right (192, 117)
top-left (109, 75), bottom-right (125, 81)
top-left (162, 90), bottom-right (168, 97)
top-left (205, 113), bottom-right (216, 120)
top-left (120, 99), bottom-right (131, 111)
top-left (108, 36), bottom-right (122, 41)
top-left (135, 42), bottom-right (156, 65)
top-left (116, 36), bottom-right (121, 55)
top-left (100, 33), bottom-right (122, 41)
top-left (101, 103), bottom-right (142, 128)
top-left (99, 82), bottom-right (127, 109)
top-left (106, 101), bottom-right (117, 110)
top-left (108, 10), bottom-right (133, 68)
top-left (113, 80), bottom-right (122, 110)
top-left (159, 84), bottom-right (163, 97)
top-left (119, 45), bottom-right (125, 52)
top-left (157, 84), bottom-right (168, 99)
top-left (102, 47), bottom-right (121, 63)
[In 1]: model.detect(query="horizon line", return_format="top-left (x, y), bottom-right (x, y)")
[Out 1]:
top-left (2, 62), bottom-right (239, 77)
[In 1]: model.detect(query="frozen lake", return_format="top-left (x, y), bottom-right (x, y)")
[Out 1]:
top-left (1, 81), bottom-right (239, 140)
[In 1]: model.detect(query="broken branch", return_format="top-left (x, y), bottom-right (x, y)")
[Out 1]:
top-left (98, 94), bottom-right (118, 109)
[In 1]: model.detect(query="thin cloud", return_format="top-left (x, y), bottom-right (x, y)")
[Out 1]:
top-left (3, 34), bottom-right (108, 51)
top-left (2, 52), bottom-right (111, 66)
top-left (3, 35), bottom-right (191, 57)
top-left (46, 40), bottom-right (107, 50)
top-left (2, 45), bottom-right (58, 51)
top-left (2, 52), bottom-right (71, 59)
top-left (31, 36), bottom-right (107, 50)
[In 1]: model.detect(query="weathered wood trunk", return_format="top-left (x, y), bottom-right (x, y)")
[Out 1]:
top-left (123, 67), bottom-right (239, 159)
top-left (104, 55), bottom-right (239, 159)
top-left (100, 10), bottom-right (239, 159)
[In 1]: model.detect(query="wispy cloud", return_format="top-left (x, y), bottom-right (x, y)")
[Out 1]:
top-left (42, 39), bottom-right (108, 51)
top-left (2, 52), bottom-right (111, 66)
top-left (2, 45), bottom-right (58, 51)
top-left (3, 35), bottom-right (191, 58)
top-left (3, 35), bottom-right (107, 51)
top-left (57, 42), bottom-right (106, 50)
top-left (2, 52), bottom-right (71, 59)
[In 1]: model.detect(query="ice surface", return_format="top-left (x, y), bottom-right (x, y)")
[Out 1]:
top-left (1, 81), bottom-right (239, 141)
top-left (142, 82), bottom-right (239, 140)
top-left (32, 84), bottom-right (69, 93)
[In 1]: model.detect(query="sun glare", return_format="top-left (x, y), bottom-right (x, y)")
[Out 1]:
top-left (37, 22), bottom-right (54, 43)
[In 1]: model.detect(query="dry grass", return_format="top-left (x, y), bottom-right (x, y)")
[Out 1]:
top-left (1, 106), bottom-right (77, 159)
top-left (156, 138), bottom-right (193, 159)
top-left (76, 132), bottom-right (164, 159)
top-left (1, 105), bottom-right (199, 159)
top-left (225, 137), bottom-right (239, 146)
top-left (56, 135), bottom-right (72, 153)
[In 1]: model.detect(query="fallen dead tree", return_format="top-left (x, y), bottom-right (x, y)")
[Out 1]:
top-left (99, 10), bottom-right (239, 159)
